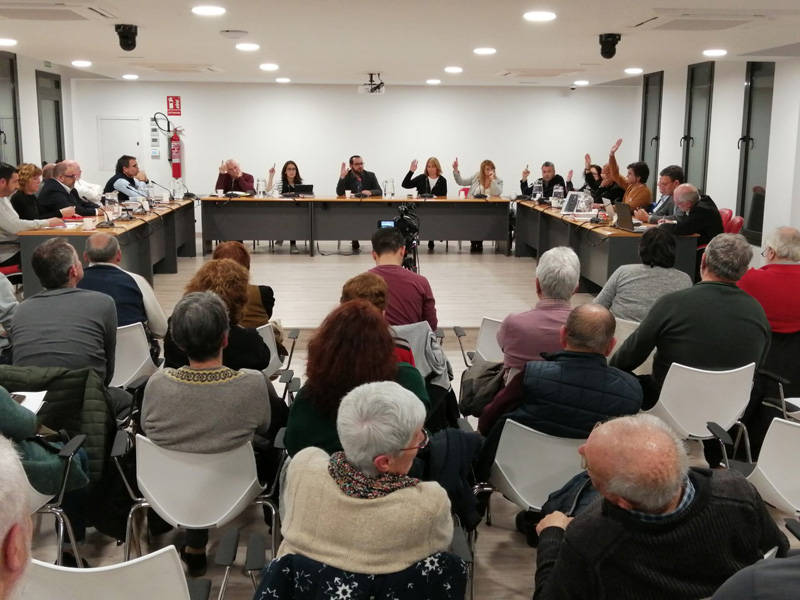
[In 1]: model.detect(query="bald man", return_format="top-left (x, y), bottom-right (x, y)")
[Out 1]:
top-left (533, 414), bottom-right (788, 600)
top-left (0, 435), bottom-right (33, 600)
top-left (215, 159), bottom-right (254, 193)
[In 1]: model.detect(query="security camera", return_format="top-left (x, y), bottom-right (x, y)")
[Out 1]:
top-left (599, 33), bottom-right (621, 59)
top-left (570, 86), bottom-right (577, 91)
top-left (115, 24), bottom-right (138, 52)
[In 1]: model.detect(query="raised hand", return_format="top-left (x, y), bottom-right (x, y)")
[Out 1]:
top-left (219, 160), bottom-right (227, 174)
top-left (521, 164), bottom-right (530, 181)
top-left (268, 163), bottom-right (276, 175)
top-left (410, 159), bottom-right (418, 172)
top-left (340, 162), bottom-right (348, 179)
top-left (585, 153), bottom-right (591, 169)
top-left (610, 139), bottom-right (623, 155)
top-left (452, 157), bottom-right (459, 171)
top-left (567, 169), bottom-right (574, 182)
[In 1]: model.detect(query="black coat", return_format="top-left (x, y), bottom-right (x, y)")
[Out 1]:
top-left (37, 178), bottom-right (99, 217)
top-left (336, 169), bottom-right (382, 196)
top-left (668, 194), bottom-right (724, 246)
top-left (401, 171), bottom-right (448, 196)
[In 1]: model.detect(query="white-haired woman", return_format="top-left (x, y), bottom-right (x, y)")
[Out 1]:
top-left (278, 381), bottom-right (453, 574)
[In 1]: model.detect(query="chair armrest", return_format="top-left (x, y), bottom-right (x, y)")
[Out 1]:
top-left (453, 326), bottom-right (466, 338)
top-left (457, 418), bottom-right (475, 433)
top-left (435, 327), bottom-right (445, 340)
top-left (452, 326), bottom-right (472, 368)
top-left (126, 374), bottom-right (152, 391)
top-left (283, 329), bottom-right (300, 371)
top-left (214, 528), bottom-right (240, 567)
top-left (758, 369), bottom-right (791, 386)
top-left (451, 525), bottom-right (473, 563)
top-left (286, 328), bottom-right (300, 340)
top-left (785, 518), bottom-right (800, 541)
top-left (278, 370), bottom-right (293, 384)
top-left (111, 429), bottom-right (131, 458)
top-left (187, 579), bottom-right (212, 600)
top-left (289, 378), bottom-right (301, 394)
top-left (245, 532), bottom-right (267, 573)
top-left (58, 434), bottom-right (86, 458)
top-left (274, 427), bottom-right (286, 450)
top-left (706, 422), bottom-right (733, 446)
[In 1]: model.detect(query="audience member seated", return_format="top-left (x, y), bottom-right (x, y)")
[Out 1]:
top-left (0, 435), bottom-right (34, 597)
top-left (284, 300), bottom-right (429, 457)
top-left (634, 164), bottom-right (685, 224)
top-left (78, 233), bottom-right (168, 360)
top-left (102, 155), bottom-right (149, 201)
top-left (11, 163), bottom-right (74, 221)
top-left (520, 161), bottom-right (567, 198)
top-left (0, 386), bottom-right (90, 567)
top-left (163, 259), bottom-right (270, 371)
top-left (711, 553), bottom-right (800, 600)
top-left (340, 272), bottom-right (415, 365)
top-left (38, 161), bottom-right (102, 217)
top-left (368, 227), bottom-right (438, 330)
top-left (610, 234), bottom-right (770, 466)
top-left (452, 157), bottom-right (503, 253)
top-left (278, 381), bottom-right (452, 574)
top-left (10, 238), bottom-right (131, 419)
top-left (215, 159), bottom-right (254, 194)
top-left (142, 291), bottom-right (273, 577)
top-left (533, 414), bottom-right (789, 600)
top-left (607, 138), bottom-right (652, 210)
top-left (212, 241), bottom-right (275, 328)
top-left (477, 304), bottom-right (642, 479)
top-left (594, 227), bottom-right (692, 322)
top-left (0, 163), bottom-right (64, 268)
top-left (497, 246), bottom-right (579, 375)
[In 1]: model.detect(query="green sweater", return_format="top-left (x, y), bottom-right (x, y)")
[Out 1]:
top-left (285, 362), bottom-right (429, 457)
top-left (610, 281), bottom-right (770, 388)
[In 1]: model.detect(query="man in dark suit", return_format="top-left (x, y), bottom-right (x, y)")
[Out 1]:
top-left (336, 155), bottom-right (382, 250)
top-left (37, 161), bottom-right (102, 217)
top-left (634, 164), bottom-right (685, 224)
top-left (660, 183), bottom-right (723, 245)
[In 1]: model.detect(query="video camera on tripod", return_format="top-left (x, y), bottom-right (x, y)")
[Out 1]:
top-left (377, 202), bottom-right (420, 273)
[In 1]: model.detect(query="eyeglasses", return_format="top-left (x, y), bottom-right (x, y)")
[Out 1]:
top-left (399, 428), bottom-right (430, 452)
top-left (61, 174), bottom-right (77, 179)
top-left (761, 248), bottom-right (771, 257)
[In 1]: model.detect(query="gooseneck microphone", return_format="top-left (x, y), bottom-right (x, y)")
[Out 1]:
top-left (149, 180), bottom-right (175, 201)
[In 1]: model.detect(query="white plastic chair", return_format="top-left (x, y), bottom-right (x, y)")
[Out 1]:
top-left (486, 420), bottom-right (585, 522)
top-left (647, 362), bottom-right (755, 446)
top-left (454, 317), bottom-right (503, 368)
top-left (110, 322), bottom-right (160, 388)
top-left (122, 435), bottom-right (280, 561)
top-left (737, 418), bottom-right (800, 515)
top-left (26, 546), bottom-right (207, 600)
top-left (256, 323), bottom-right (283, 378)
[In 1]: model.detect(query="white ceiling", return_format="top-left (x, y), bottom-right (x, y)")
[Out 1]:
top-left (2, 0), bottom-right (800, 87)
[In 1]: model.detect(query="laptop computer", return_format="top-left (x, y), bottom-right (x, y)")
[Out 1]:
top-left (614, 202), bottom-right (649, 233)
top-left (293, 184), bottom-right (314, 196)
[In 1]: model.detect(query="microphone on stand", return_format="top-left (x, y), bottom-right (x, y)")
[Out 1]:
top-left (95, 205), bottom-right (115, 229)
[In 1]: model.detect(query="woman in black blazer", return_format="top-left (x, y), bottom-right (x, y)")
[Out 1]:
top-left (401, 157), bottom-right (448, 197)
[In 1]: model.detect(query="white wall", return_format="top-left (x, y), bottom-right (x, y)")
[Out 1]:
top-left (69, 81), bottom-right (641, 198)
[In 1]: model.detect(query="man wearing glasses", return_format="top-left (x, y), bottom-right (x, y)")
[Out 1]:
top-left (336, 155), bottom-right (382, 252)
top-left (38, 160), bottom-right (103, 217)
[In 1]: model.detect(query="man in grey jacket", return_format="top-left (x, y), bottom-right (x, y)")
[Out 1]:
top-left (634, 165), bottom-right (685, 224)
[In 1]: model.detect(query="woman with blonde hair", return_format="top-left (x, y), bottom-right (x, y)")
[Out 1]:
top-left (12, 163), bottom-right (74, 220)
top-left (452, 157), bottom-right (504, 252)
top-left (402, 157), bottom-right (448, 250)
top-left (163, 258), bottom-right (270, 370)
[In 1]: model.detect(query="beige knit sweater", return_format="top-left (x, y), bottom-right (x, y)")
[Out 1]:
top-left (278, 447), bottom-right (453, 574)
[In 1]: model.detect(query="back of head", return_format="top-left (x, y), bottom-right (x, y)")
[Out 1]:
top-left (764, 226), bottom-right (800, 262)
top-left (305, 299), bottom-right (396, 419)
top-left (704, 233), bottom-right (752, 282)
top-left (84, 233), bottom-right (120, 263)
top-left (0, 434), bottom-right (30, 591)
top-left (115, 155), bottom-right (135, 174)
top-left (185, 258), bottom-right (250, 325)
top-left (341, 272), bottom-right (388, 311)
top-left (42, 163), bottom-right (56, 180)
top-left (536, 246), bottom-right (580, 300)
top-left (170, 291), bottom-right (229, 362)
top-left (659, 165), bottom-right (685, 184)
top-left (371, 227), bottom-right (405, 256)
top-left (212, 241), bottom-right (251, 271)
top-left (674, 183), bottom-right (700, 206)
top-left (32, 238), bottom-right (77, 289)
top-left (563, 304), bottom-right (615, 353)
top-left (638, 226), bottom-right (677, 268)
top-left (337, 381), bottom-right (426, 477)
top-left (591, 414), bottom-right (689, 512)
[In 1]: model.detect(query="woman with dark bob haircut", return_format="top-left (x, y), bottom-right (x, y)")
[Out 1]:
top-left (594, 227), bottom-right (692, 322)
top-left (164, 258), bottom-right (271, 370)
top-left (212, 241), bottom-right (275, 328)
top-left (284, 299), bottom-right (429, 457)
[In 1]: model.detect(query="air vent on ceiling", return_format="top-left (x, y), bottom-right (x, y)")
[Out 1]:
top-left (498, 68), bottom-right (581, 78)
top-left (627, 7), bottom-right (800, 31)
top-left (132, 63), bottom-right (222, 74)
top-left (0, 2), bottom-right (116, 21)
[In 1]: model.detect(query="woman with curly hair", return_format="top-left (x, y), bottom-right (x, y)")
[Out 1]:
top-left (284, 299), bottom-right (429, 457)
top-left (163, 258), bottom-right (270, 371)
top-left (11, 163), bottom-right (75, 220)
top-left (212, 241), bottom-right (275, 327)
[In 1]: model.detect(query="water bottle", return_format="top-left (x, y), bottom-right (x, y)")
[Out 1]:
top-left (532, 180), bottom-right (543, 199)
top-left (145, 182), bottom-right (155, 200)
top-left (256, 178), bottom-right (266, 198)
top-left (390, 178), bottom-right (395, 198)
top-left (383, 180), bottom-right (388, 196)
top-left (553, 185), bottom-right (564, 203)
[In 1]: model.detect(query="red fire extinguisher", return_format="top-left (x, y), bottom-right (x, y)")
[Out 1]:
top-left (170, 131), bottom-right (182, 179)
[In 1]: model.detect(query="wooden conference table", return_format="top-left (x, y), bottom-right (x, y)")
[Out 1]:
top-left (515, 201), bottom-right (698, 287)
top-left (18, 199), bottom-right (195, 296)
top-left (200, 196), bottom-right (512, 256)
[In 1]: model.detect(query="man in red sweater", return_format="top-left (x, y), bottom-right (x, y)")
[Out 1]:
top-left (368, 227), bottom-right (438, 331)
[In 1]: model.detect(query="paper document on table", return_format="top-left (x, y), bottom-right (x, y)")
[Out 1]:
top-left (13, 391), bottom-right (47, 414)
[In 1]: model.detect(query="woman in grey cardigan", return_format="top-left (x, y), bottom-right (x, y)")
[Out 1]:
top-left (452, 157), bottom-right (504, 253)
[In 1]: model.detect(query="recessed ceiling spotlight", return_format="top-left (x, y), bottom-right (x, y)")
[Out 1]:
top-left (72, 60), bottom-right (92, 68)
top-left (426, 79), bottom-right (441, 85)
top-left (0, 39), bottom-right (17, 47)
top-left (703, 49), bottom-right (727, 57)
top-left (259, 63), bottom-right (279, 71)
top-left (122, 74), bottom-right (139, 80)
top-left (235, 43), bottom-right (259, 51)
top-left (624, 68), bottom-right (643, 75)
top-left (444, 66), bottom-right (463, 74)
top-left (192, 6), bottom-right (226, 16)
top-left (523, 11), bottom-right (556, 22)
top-left (275, 77), bottom-right (291, 83)
top-left (473, 47), bottom-right (496, 55)
top-left (573, 80), bottom-right (589, 86)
